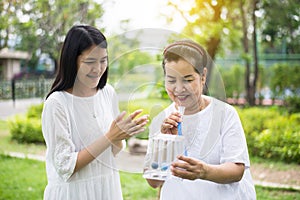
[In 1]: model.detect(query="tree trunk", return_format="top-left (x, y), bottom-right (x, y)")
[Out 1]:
top-left (249, 0), bottom-right (259, 106)
top-left (240, 1), bottom-right (251, 105)
top-left (205, 37), bottom-right (220, 82)
top-left (204, 1), bottom-right (222, 95)
top-left (241, 0), bottom-right (259, 106)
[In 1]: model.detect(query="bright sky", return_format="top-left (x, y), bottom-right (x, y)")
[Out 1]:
top-left (99, 0), bottom-right (187, 35)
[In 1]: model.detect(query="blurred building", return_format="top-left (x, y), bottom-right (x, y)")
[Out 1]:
top-left (0, 48), bottom-right (31, 80)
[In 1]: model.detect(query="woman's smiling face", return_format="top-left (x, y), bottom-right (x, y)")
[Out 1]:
top-left (73, 45), bottom-right (108, 96)
top-left (164, 58), bottom-right (206, 114)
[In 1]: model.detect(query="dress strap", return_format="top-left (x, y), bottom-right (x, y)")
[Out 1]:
top-left (199, 98), bottom-right (225, 159)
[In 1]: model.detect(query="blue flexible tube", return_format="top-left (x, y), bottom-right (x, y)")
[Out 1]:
top-left (178, 122), bottom-right (182, 136)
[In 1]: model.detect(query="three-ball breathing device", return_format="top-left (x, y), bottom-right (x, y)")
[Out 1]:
top-left (143, 106), bottom-right (186, 180)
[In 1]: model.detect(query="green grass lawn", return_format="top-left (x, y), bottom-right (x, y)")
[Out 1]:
top-left (1, 154), bottom-right (300, 200)
top-left (120, 172), bottom-right (158, 200)
top-left (0, 154), bottom-right (46, 200)
top-left (0, 155), bottom-right (158, 200)
top-left (255, 186), bottom-right (300, 200)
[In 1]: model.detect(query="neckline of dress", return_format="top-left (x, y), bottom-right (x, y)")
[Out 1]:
top-left (63, 90), bottom-right (99, 100)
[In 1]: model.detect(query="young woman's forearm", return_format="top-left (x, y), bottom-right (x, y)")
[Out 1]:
top-left (73, 110), bottom-right (148, 173)
top-left (74, 135), bottom-right (111, 173)
top-left (112, 140), bottom-right (123, 156)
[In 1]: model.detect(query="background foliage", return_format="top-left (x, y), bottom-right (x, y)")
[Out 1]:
top-left (238, 107), bottom-right (300, 164)
top-left (0, 0), bottom-right (104, 68)
top-left (8, 104), bottom-right (44, 144)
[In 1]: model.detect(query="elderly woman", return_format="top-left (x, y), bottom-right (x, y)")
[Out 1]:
top-left (144, 40), bottom-right (256, 199)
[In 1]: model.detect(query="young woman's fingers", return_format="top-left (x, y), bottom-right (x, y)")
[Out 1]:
top-left (128, 128), bottom-right (146, 136)
top-left (129, 109), bottom-right (143, 119)
top-left (133, 115), bottom-right (149, 125)
top-left (122, 109), bottom-right (143, 124)
top-left (115, 111), bottom-right (127, 122)
top-left (127, 121), bottom-right (147, 133)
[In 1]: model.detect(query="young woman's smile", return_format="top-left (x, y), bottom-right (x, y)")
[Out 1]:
top-left (73, 45), bottom-right (108, 96)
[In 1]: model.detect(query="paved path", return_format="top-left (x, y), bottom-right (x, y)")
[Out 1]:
top-left (0, 98), bottom-right (44, 120)
top-left (5, 150), bottom-right (146, 174)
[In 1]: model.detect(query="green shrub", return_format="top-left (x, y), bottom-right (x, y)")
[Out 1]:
top-left (9, 115), bottom-right (44, 144)
top-left (238, 107), bottom-right (300, 164)
top-left (270, 64), bottom-right (300, 114)
top-left (237, 107), bottom-right (280, 155)
top-left (26, 103), bottom-right (44, 118)
top-left (238, 107), bottom-right (280, 133)
top-left (8, 104), bottom-right (44, 144)
top-left (255, 114), bottom-right (300, 163)
top-left (285, 96), bottom-right (300, 114)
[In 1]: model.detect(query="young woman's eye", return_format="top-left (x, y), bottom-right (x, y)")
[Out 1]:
top-left (83, 61), bottom-right (96, 64)
top-left (100, 59), bottom-right (107, 64)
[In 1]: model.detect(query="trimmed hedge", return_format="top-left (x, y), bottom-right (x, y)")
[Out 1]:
top-left (8, 104), bottom-right (44, 144)
top-left (238, 107), bottom-right (300, 164)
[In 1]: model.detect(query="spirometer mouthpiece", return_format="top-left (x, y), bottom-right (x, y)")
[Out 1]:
top-left (178, 106), bottom-right (185, 116)
top-left (177, 106), bottom-right (185, 136)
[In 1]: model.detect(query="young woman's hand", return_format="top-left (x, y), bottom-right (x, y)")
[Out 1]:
top-left (106, 109), bottom-right (149, 142)
top-left (160, 112), bottom-right (181, 135)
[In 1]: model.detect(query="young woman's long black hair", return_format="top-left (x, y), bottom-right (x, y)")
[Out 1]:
top-left (46, 25), bottom-right (108, 99)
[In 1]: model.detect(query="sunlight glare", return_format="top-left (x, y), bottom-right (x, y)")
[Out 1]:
top-left (211, 0), bottom-right (217, 6)
top-left (101, 0), bottom-right (187, 35)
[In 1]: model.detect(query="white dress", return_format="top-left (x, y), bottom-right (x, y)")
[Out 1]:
top-left (42, 84), bottom-right (123, 200)
top-left (144, 96), bottom-right (256, 200)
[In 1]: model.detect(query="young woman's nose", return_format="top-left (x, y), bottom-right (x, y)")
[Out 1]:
top-left (92, 62), bottom-right (105, 73)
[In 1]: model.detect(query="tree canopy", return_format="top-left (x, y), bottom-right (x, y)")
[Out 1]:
top-left (0, 0), bottom-right (104, 68)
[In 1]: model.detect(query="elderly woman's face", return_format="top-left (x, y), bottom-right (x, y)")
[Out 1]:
top-left (164, 58), bottom-right (206, 113)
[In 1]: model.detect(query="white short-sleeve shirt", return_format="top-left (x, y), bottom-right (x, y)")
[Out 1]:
top-left (145, 96), bottom-right (256, 200)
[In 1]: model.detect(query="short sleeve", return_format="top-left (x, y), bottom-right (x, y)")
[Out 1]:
top-left (42, 95), bottom-right (78, 182)
top-left (220, 105), bottom-right (250, 167)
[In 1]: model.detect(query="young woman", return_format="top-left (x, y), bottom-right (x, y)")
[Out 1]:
top-left (144, 40), bottom-right (256, 199)
top-left (42, 25), bottom-right (148, 200)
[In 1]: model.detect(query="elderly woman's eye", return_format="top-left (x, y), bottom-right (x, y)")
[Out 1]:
top-left (167, 80), bottom-right (176, 84)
